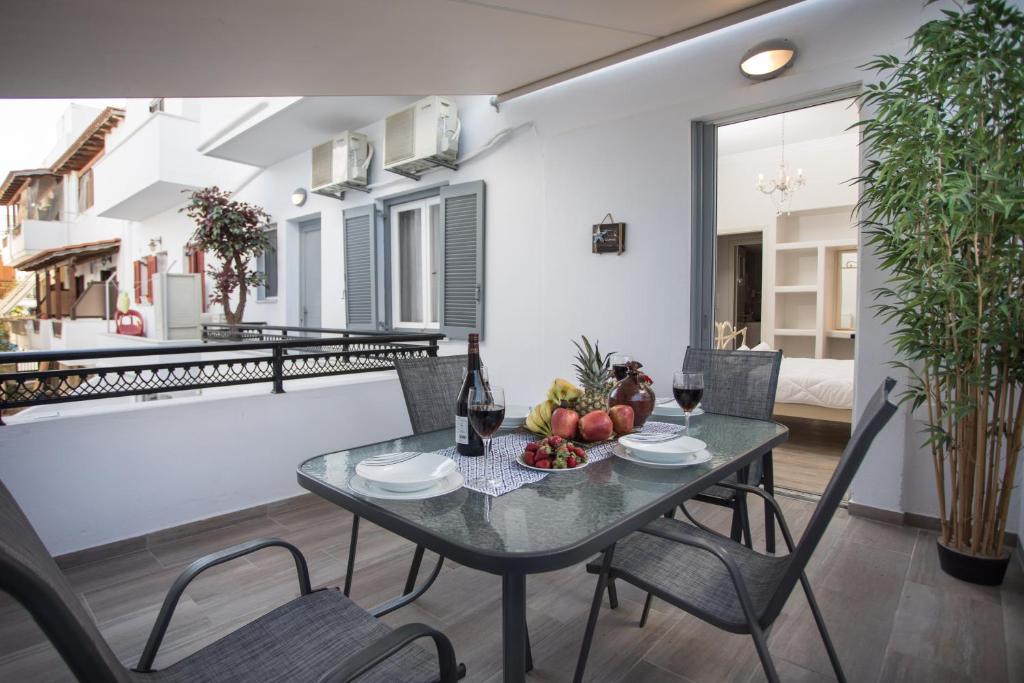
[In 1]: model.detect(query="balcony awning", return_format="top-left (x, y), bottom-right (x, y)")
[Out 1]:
top-left (0, 169), bottom-right (58, 205)
top-left (11, 238), bottom-right (120, 271)
top-left (50, 107), bottom-right (125, 175)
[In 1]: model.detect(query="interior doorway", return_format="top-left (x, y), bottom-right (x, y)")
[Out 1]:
top-left (692, 92), bottom-right (861, 496)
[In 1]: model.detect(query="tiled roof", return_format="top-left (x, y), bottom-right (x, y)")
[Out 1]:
top-left (49, 107), bottom-right (125, 175)
top-left (10, 238), bottom-right (121, 271)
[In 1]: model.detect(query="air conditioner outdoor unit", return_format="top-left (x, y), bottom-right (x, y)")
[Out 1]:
top-left (311, 131), bottom-right (372, 195)
top-left (383, 96), bottom-right (461, 178)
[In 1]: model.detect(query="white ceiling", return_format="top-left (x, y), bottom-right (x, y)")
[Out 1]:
top-left (717, 98), bottom-right (860, 156)
top-left (0, 0), bottom-right (796, 98)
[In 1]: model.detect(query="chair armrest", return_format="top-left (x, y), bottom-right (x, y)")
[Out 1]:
top-left (317, 622), bottom-right (460, 683)
top-left (134, 538), bottom-right (311, 673)
top-left (712, 482), bottom-right (798, 552)
top-left (369, 554), bottom-right (445, 618)
top-left (638, 523), bottom-right (764, 627)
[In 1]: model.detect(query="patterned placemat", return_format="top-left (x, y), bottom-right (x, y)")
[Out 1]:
top-left (436, 421), bottom-right (680, 496)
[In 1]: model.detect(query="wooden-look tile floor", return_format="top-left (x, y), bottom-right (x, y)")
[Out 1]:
top-left (772, 417), bottom-right (850, 496)
top-left (2, 494), bottom-right (1021, 682)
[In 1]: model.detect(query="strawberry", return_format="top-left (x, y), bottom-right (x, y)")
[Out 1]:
top-left (525, 442), bottom-right (539, 453)
top-left (566, 455), bottom-right (577, 468)
top-left (524, 451), bottom-right (535, 465)
top-left (537, 445), bottom-right (553, 458)
top-left (574, 446), bottom-right (585, 457)
top-left (548, 436), bottom-right (563, 447)
top-left (535, 459), bottom-right (551, 469)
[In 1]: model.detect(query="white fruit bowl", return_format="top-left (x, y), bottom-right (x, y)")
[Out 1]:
top-left (355, 452), bottom-right (457, 492)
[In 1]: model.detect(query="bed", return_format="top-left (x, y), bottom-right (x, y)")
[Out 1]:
top-left (773, 357), bottom-right (854, 423)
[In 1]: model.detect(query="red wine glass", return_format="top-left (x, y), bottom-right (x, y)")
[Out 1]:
top-left (469, 385), bottom-right (505, 495)
top-left (672, 372), bottom-right (704, 434)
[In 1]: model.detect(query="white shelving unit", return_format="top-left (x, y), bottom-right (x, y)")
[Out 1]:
top-left (768, 206), bottom-right (857, 359)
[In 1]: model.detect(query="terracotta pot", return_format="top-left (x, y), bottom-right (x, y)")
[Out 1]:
top-left (936, 539), bottom-right (1010, 586)
top-left (608, 371), bottom-right (655, 428)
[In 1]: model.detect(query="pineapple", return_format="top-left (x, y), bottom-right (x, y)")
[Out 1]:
top-left (572, 336), bottom-right (614, 414)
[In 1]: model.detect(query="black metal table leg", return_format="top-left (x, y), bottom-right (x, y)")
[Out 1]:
top-left (404, 545), bottom-right (426, 595)
top-left (763, 450), bottom-right (776, 554)
top-left (502, 572), bottom-right (527, 683)
top-left (344, 515), bottom-right (360, 597)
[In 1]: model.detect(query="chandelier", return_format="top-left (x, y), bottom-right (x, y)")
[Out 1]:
top-left (756, 113), bottom-right (805, 214)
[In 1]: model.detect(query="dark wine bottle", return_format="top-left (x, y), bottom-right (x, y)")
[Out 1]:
top-left (455, 333), bottom-right (486, 456)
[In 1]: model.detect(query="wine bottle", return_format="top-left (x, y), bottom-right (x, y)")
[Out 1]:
top-left (455, 333), bottom-right (486, 456)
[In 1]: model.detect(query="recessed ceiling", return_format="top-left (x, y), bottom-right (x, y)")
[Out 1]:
top-left (717, 98), bottom-right (860, 156)
top-left (0, 0), bottom-right (799, 98)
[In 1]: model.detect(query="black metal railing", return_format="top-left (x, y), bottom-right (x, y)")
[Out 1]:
top-left (201, 323), bottom-right (409, 342)
top-left (0, 330), bottom-right (443, 424)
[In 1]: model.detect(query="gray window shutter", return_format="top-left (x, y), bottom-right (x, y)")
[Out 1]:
top-left (343, 204), bottom-right (378, 331)
top-left (439, 180), bottom-right (485, 340)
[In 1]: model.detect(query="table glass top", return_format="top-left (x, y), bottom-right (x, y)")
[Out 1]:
top-left (299, 414), bottom-right (787, 563)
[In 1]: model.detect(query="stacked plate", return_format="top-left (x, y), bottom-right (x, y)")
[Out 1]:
top-left (352, 452), bottom-right (464, 499)
top-left (614, 433), bottom-right (712, 468)
top-left (502, 405), bottom-right (531, 429)
top-left (651, 400), bottom-right (705, 418)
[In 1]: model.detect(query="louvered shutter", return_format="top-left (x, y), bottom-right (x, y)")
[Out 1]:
top-left (439, 181), bottom-right (485, 340)
top-left (343, 204), bottom-right (378, 331)
top-left (133, 260), bottom-right (142, 304)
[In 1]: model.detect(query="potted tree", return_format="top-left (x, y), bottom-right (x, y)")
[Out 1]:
top-left (182, 187), bottom-right (271, 327)
top-left (859, 0), bottom-right (1023, 585)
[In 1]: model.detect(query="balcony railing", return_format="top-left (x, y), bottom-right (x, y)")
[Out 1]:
top-left (0, 329), bottom-right (443, 423)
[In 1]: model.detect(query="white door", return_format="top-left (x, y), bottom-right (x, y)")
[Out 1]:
top-left (299, 219), bottom-right (322, 328)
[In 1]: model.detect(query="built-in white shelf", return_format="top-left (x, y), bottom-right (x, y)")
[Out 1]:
top-left (776, 285), bottom-right (818, 294)
top-left (775, 242), bottom-right (819, 252)
top-left (827, 330), bottom-right (855, 338)
top-left (774, 328), bottom-right (816, 337)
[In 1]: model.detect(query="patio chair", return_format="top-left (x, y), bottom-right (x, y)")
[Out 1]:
top-left (574, 378), bottom-right (897, 683)
top-left (680, 346), bottom-right (783, 550)
top-left (0, 478), bottom-right (465, 682)
top-left (342, 355), bottom-right (466, 599)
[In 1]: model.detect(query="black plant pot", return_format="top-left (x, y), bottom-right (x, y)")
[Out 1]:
top-left (936, 540), bottom-right (1010, 586)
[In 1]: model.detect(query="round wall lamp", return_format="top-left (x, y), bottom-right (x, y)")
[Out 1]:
top-left (291, 187), bottom-right (307, 207)
top-left (740, 39), bottom-right (797, 81)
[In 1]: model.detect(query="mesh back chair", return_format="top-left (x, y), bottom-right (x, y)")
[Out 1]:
top-left (342, 356), bottom-right (465, 597)
top-left (574, 379), bottom-right (897, 683)
top-left (0, 479), bottom-right (464, 682)
top-left (681, 346), bottom-right (783, 551)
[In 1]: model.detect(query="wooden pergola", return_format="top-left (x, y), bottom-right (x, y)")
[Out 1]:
top-left (13, 239), bottom-right (121, 320)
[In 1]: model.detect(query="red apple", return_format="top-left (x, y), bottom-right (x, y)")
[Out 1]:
top-left (550, 408), bottom-right (580, 440)
top-left (608, 404), bottom-right (635, 435)
top-left (578, 410), bottom-right (614, 442)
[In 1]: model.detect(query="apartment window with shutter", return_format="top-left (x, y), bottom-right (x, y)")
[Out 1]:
top-left (257, 225), bottom-right (278, 300)
top-left (342, 180), bottom-right (484, 339)
top-left (389, 197), bottom-right (440, 329)
top-left (78, 168), bottom-right (94, 212)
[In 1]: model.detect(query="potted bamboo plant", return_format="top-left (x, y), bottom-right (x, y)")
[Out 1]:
top-left (858, 0), bottom-right (1023, 585)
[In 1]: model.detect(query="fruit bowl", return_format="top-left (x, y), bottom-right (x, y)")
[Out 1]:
top-left (517, 453), bottom-right (590, 472)
top-left (518, 435), bottom-right (589, 470)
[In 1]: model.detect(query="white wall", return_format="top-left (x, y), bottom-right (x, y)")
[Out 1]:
top-left (225, 0), bottom-right (976, 522)
top-left (0, 375), bottom-right (412, 555)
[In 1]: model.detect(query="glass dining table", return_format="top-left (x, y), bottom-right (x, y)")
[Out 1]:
top-left (298, 412), bottom-right (788, 683)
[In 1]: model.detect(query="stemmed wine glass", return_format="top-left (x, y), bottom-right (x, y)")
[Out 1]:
top-left (468, 385), bottom-right (505, 495)
top-left (611, 354), bottom-right (633, 381)
top-left (672, 372), bottom-right (704, 434)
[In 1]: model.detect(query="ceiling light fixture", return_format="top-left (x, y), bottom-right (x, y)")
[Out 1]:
top-left (756, 112), bottom-right (805, 215)
top-left (740, 39), bottom-right (796, 81)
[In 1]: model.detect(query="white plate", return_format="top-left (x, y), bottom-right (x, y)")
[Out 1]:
top-left (502, 404), bottom-right (531, 428)
top-left (617, 434), bottom-right (707, 463)
top-left (612, 444), bottom-right (713, 468)
top-left (349, 470), bottom-right (465, 500)
top-left (516, 453), bottom-right (590, 472)
top-left (652, 401), bottom-right (704, 417)
top-left (355, 452), bottom-right (457, 492)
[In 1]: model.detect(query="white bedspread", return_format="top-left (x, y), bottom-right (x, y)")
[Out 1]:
top-left (776, 357), bottom-right (855, 410)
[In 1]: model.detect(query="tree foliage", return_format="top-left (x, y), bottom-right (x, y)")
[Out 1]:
top-left (181, 187), bottom-right (271, 325)
top-left (857, 0), bottom-right (1024, 556)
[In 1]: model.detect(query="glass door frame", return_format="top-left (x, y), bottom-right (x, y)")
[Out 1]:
top-left (689, 84), bottom-right (863, 348)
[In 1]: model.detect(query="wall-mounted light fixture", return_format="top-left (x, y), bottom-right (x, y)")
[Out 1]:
top-left (291, 188), bottom-right (307, 207)
top-left (148, 237), bottom-right (163, 254)
top-left (740, 39), bottom-right (797, 81)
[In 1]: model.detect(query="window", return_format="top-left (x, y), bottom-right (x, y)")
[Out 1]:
top-left (258, 226), bottom-right (278, 300)
top-left (389, 197), bottom-right (440, 328)
top-left (342, 180), bottom-right (484, 339)
top-left (78, 168), bottom-right (94, 212)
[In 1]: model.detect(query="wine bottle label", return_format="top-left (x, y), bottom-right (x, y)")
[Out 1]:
top-left (455, 416), bottom-right (470, 444)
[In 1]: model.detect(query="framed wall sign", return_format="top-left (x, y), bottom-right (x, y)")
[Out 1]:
top-left (592, 213), bottom-right (625, 254)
